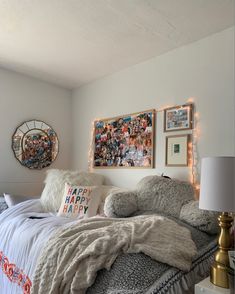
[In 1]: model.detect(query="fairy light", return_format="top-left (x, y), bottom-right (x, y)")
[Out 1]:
top-left (187, 97), bottom-right (194, 104)
top-left (191, 103), bottom-right (201, 196)
top-left (187, 141), bottom-right (193, 171)
top-left (88, 100), bottom-right (200, 193)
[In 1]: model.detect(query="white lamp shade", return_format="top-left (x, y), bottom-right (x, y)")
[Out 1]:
top-left (199, 157), bottom-right (235, 212)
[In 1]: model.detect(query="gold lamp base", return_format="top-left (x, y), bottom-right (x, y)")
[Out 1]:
top-left (210, 212), bottom-right (233, 289)
top-left (210, 262), bottom-right (229, 288)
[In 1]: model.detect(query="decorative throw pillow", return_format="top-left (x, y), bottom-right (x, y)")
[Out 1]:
top-left (40, 169), bottom-right (105, 212)
top-left (57, 184), bottom-right (101, 218)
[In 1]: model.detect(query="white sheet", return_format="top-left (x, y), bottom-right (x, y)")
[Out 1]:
top-left (0, 200), bottom-right (83, 294)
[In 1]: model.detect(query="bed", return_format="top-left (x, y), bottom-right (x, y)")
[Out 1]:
top-left (0, 171), bottom-right (218, 294)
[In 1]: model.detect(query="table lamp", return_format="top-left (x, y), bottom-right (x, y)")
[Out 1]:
top-left (199, 156), bottom-right (235, 288)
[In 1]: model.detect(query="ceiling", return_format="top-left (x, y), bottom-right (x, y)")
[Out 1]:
top-left (0, 0), bottom-right (234, 89)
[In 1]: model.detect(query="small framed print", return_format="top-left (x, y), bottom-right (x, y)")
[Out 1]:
top-left (166, 135), bottom-right (189, 166)
top-left (164, 104), bottom-right (193, 132)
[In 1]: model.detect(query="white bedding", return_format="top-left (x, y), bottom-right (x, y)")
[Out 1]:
top-left (0, 200), bottom-right (197, 294)
top-left (0, 200), bottom-right (83, 294)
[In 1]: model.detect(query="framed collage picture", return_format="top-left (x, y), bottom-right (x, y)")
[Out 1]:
top-left (164, 104), bottom-right (193, 132)
top-left (93, 110), bottom-right (155, 168)
top-left (165, 135), bottom-right (189, 166)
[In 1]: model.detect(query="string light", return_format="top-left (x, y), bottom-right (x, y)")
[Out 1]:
top-left (88, 100), bottom-right (200, 193)
top-left (191, 107), bottom-right (201, 197)
top-left (187, 97), bottom-right (194, 104)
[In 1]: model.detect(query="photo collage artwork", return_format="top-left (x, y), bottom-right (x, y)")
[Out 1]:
top-left (94, 110), bottom-right (154, 168)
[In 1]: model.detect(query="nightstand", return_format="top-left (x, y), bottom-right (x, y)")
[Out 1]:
top-left (195, 277), bottom-right (230, 294)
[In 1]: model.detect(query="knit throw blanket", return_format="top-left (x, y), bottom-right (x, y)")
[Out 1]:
top-left (32, 215), bottom-right (197, 294)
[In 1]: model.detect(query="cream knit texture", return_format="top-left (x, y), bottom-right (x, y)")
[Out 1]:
top-left (32, 215), bottom-right (196, 294)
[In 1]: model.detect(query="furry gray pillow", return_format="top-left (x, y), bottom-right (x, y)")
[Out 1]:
top-left (136, 176), bottom-right (194, 218)
top-left (180, 200), bottom-right (219, 234)
top-left (104, 176), bottom-right (195, 219)
top-left (98, 186), bottom-right (127, 216)
top-left (104, 191), bottom-right (137, 218)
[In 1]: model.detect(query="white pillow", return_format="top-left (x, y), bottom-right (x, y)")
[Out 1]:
top-left (57, 183), bottom-right (101, 218)
top-left (40, 169), bottom-right (104, 212)
top-left (4, 193), bottom-right (39, 207)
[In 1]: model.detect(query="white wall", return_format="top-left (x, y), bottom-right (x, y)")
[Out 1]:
top-left (0, 68), bottom-right (72, 196)
top-left (72, 27), bottom-right (235, 188)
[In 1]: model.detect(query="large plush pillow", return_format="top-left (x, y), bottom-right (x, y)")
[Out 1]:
top-left (57, 183), bottom-right (101, 218)
top-left (136, 176), bottom-right (194, 218)
top-left (0, 197), bottom-right (8, 213)
top-left (180, 200), bottom-right (219, 234)
top-left (40, 169), bottom-right (104, 212)
top-left (104, 175), bottom-right (195, 218)
top-left (4, 193), bottom-right (40, 207)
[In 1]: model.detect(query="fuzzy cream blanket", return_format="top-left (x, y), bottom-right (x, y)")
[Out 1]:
top-left (32, 215), bottom-right (197, 294)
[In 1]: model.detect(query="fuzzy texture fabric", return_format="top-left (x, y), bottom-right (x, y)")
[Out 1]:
top-left (136, 176), bottom-right (194, 217)
top-left (98, 186), bottom-right (127, 216)
top-left (180, 200), bottom-right (219, 234)
top-left (104, 191), bottom-right (137, 217)
top-left (104, 176), bottom-right (194, 218)
top-left (40, 169), bottom-right (104, 212)
top-left (87, 229), bottom-right (216, 294)
top-left (32, 215), bottom-right (197, 294)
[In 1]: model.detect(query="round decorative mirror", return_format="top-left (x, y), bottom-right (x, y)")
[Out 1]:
top-left (12, 120), bottom-right (59, 169)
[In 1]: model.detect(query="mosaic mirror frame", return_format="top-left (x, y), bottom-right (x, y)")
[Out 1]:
top-left (12, 120), bottom-right (59, 169)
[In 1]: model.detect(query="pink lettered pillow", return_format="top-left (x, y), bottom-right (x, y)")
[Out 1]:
top-left (57, 183), bottom-right (101, 218)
